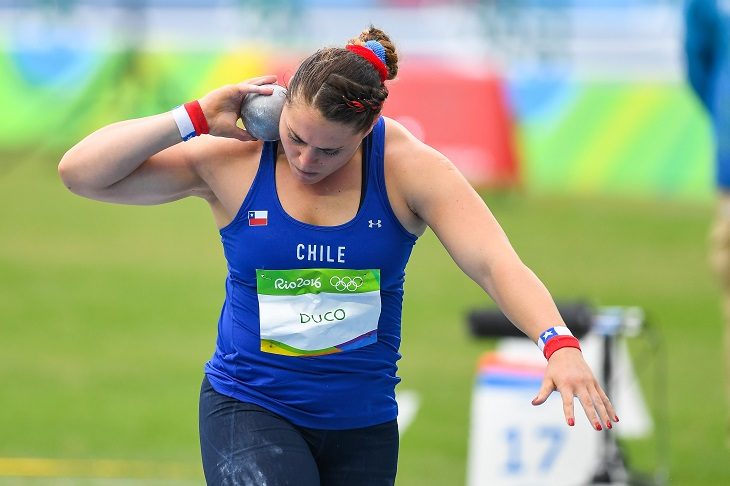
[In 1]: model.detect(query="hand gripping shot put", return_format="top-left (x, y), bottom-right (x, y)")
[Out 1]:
top-left (240, 83), bottom-right (287, 141)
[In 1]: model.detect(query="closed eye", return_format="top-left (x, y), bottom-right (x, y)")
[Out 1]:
top-left (287, 128), bottom-right (342, 156)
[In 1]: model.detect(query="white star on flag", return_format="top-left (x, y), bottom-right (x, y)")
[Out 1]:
top-left (541, 329), bottom-right (554, 341)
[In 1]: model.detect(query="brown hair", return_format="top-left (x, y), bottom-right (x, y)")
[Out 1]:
top-left (286, 26), bottom-right (399, 133)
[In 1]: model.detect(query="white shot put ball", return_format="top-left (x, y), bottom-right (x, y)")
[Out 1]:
top-left (240, 84), bottom-right (287, 141)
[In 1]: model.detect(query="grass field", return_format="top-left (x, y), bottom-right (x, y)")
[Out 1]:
top-left (1, 150), bottom-right (728, 485)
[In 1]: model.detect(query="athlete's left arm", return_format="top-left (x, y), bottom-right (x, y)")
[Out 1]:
top-left (395, 135), bottom-right (617, 430)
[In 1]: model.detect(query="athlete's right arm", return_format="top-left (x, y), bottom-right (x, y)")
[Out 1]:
top-left (58, 75), bottom-right (277, 205)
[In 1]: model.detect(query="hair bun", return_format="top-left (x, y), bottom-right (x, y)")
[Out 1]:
top-left (352, 25), bottom-right (399, 80)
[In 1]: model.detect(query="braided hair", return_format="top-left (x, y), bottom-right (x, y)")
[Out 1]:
top-left (286, 26), bottom-right (399, 133)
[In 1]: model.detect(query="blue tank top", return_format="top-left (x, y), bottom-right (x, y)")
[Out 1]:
top-left (204, 117), bottom-right (419, 429)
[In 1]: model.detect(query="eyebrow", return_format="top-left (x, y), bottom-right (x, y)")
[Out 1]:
top-left (287, 126), bottom-right (344, 152)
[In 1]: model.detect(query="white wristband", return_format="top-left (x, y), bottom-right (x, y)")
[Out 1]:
top-left (172, 105), bottom-right (196, 141)
top-left (536, 326), bottom-right (574, 352)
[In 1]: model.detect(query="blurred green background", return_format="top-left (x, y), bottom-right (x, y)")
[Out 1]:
top-left (1, 0), bottom-right (728, 485)
top-left (1, 153), bottom-right (725, 484)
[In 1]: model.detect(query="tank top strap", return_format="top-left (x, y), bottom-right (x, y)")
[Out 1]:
top-left (220, 141), bottom-right (278, 231)
top-left (362, 117), bottom-right (386, 203)
top-left (258, 141), bottom-right (278, 183)
top-left (245, 140), bottom-right (278, 203)
top-left (360, 117), bottom-right (414, 238)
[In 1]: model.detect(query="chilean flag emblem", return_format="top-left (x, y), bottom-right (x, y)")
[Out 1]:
top-left (248, 210), bottom-right (268, 226)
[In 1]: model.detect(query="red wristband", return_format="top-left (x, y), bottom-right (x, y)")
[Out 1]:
top-left (183, 100), bottom-right (209, 136)
top-left (543, 335), bottom-right (582, 360)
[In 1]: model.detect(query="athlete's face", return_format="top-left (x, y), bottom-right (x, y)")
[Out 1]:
top-left (279, 101), bottom-right (369, 185)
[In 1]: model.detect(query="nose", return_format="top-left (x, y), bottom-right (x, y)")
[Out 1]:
top-left (298, 146), bottom-right (318, 168)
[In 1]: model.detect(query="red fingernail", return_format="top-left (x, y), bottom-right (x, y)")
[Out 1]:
top-left (568, 418), bottom-right (575, 426)
top-left (594, 422), bottom-right (602, 431)
top-left (606, 421), bottom-right (612, 429)
top-left (614, 415), bottom-right (620, 422)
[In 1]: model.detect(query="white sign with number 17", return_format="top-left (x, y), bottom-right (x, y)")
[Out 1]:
top-left (467, 333), bottom-right (651, 485)
top-left (466, 348), bottom-right (600, 485)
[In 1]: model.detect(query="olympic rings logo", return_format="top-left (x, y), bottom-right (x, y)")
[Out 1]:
top-left (330, 275), bottom-right (364, 292)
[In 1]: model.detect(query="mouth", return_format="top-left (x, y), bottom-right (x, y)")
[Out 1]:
top-left (291, 164), bottom-right (318, 178)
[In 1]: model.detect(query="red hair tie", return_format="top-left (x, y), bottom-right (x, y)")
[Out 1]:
top-left (346, 44), bottom-right (388, 83)
top-left (346, 100), bottom-right (367, 112)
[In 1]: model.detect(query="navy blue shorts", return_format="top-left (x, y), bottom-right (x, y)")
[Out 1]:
top-left (199, 376), bottom-right (399, 485)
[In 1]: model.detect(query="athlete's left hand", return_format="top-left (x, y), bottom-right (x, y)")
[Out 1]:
top-left (530, 347), bottom-right (618, 430)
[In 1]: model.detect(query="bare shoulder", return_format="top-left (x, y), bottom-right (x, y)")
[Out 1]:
top-left (181, 135), bottom-right (265, 228)
top-left (383, 117), bottom-right (460, 182)
top-left (184, 135), bottom-right (264, 201)
top-left (186, 136), bottom-right (263, 182)
top-left (382, 117), bottom-right (469, 229)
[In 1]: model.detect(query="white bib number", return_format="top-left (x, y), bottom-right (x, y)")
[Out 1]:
top-left (256, 268), bottom-right (381, 356)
